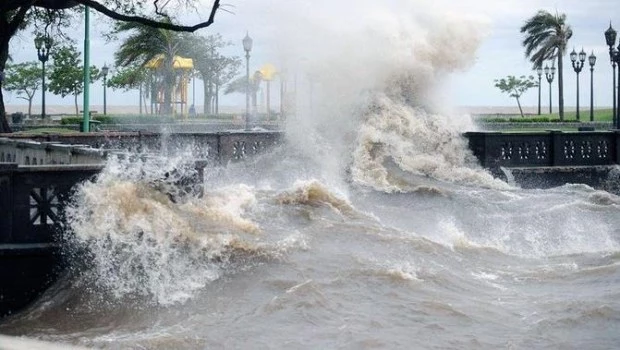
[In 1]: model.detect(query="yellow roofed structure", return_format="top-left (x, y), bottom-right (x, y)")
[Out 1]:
top-left (144, 54), bottom-right (194, 117)
top-left (145, 54), bottom-right (194, 70)
top-left (258, 63), bottom-right (278, 81)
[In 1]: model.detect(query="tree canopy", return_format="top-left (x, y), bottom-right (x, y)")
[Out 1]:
top-left (184, 33), bottom-right (241, 115)
top-left (494, 75), bottom-right (538, 118)
top-left (47, 45), bottom-right (99, 115)
top-left (112, 23), bottom-right (241, 116)
top-left (3, 61), bottom-right (41, 117)
top-left (0, 0), bottom-right (221, 132)
top-left (521, 10), bottom-right (572, 120)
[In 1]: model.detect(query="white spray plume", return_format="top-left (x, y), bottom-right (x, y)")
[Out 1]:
top-left (244, 0), bottom-right (495, 189)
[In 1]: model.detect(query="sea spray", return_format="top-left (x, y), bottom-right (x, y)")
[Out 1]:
top-left (64, 155), bottom-right (304, 305)
top-left (349, 93), bottom-right (510, 192)
top-left (239, 0), bottom-right (501, 191)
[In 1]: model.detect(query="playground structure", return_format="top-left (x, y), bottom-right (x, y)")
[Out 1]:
top-left (145, 55), bottom-right (193, 117)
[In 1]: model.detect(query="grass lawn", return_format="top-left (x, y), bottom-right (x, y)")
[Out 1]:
top-left (14, 128), bottom-right (79, 135)
top-left (479, 109), bottom-right (614, 122)
top-left (502, 128), bottom-right (594, 132)
top-left (535, 108), bottom-right (613, 122)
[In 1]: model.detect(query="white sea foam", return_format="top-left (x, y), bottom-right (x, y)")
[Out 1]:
top-left (64, 156), bottom-right (301, 305)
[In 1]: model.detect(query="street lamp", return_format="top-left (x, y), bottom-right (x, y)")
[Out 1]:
top-left (605, 23), bottom-right (620, 129)
top-left (570, 48), bottom-right (586, 121)
top-left (35, 34), bottom-right (52, 120)
top-left (101, 64), bottom-right (109, 115)
top-left (242, 32), bottom-right (253, 130)
top-left (588, 52), bottom-right (597, 122)
top-left (544, 64), bottom-right (556, 114)
top-left (536, 66), bottom-right (543, 115)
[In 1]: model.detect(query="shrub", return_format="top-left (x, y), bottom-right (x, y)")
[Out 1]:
top-left (60, 117), bottom-right (83, 125)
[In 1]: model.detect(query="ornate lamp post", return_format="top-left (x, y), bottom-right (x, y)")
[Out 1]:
top-left (242, 32), bottom-right (253, 130)
top-left (605, 23), bottom-right (620, 129)
top-left (570, 48), bottom-right (586, 121)
top-left (35, 34), bottom-right (52, 120)
top-left (544, 64), bottom-right (556, 114)
top-left (536, 66), bottom-right (543, 115)
top-left (588, 52), bottom-right (596, 121)
top-left (101, 64), bottom-right (109, 115)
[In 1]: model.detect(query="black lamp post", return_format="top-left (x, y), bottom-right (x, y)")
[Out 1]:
top-left (35, 34), bottom-right (52, 120)
top-left (536, 66), bottom-right (543, 115)
top-left (101, 64), bottom-right (109, 115)
top-left (242, 32), bottom-right (253, 130)
top-left (614, 60), bottom-right (618, 126)
top-left (605, 23), bottom-right (620, 129)
top-left (544, 64), bottom-right (556, 114)
top-left (570, 48), bottom-right (586, 121)
top-left (588, 52), bottom-right (596, 121)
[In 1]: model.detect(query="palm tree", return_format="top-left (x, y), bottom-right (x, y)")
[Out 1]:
top-left (113, 21), bottom-right (189, 115)
top-left (520, 10), bottom-right (572, 120)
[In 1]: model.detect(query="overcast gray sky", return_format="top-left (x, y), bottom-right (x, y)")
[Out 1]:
top-left (5, 0), bottom-right (619, 113)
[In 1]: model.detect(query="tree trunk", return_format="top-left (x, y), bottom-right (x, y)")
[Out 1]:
top-left (163, 73), bottom-right (173, 115)
top-left (252, 89), bottom-right (258, 118)
top-left (515, 96), bottom-right (524, 118)
top-left (215, 82), bottom-right (219, 115)
top-left (558, 54), bottom-right (564, 121)
top-left (0, 16), bottom-right (12, 133)
top-left (0, 88), bottom-right (9, 134)
top-left (28, 98), bottom-right (33, 118)
top-left (202, 78), bottom-right (213, 116)
top-left (74, 93), bottom-right (78, 116)
top-left (150, 79), bottom-right (155, 115)
top-left (266, 80), bottom-right (271, 120)
top-left (162, 58), bottom-right (174, 115)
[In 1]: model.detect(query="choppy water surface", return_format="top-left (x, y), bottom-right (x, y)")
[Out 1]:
top-left (1, 108), bottom-right (619, 349)
top-left (2, 1), bottom-right (620, 348)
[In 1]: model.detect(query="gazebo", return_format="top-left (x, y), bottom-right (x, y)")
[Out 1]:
top-left (145, 55), bottom-right (194, 117)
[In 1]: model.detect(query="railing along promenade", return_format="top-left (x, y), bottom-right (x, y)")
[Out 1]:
top-left (464, 130), bottom-right (620, 191)
top-left (0, 131), bottom-right (282, 317)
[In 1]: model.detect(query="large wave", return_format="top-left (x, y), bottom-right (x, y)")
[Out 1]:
top-left (64, 156), bottom-right (307, 305)
top-left (252, 0), bottom-right (507, 192)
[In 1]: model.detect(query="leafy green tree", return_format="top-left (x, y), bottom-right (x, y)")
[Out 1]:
top-left (184, 34), bottom-right (241, 115)
top-left (113, 21), bottom-right (190, 115)
top-left (47, 45), bottom-right (99, 116)
top-left (0, 1), bottom-right (222, 133)
top-left (494, 75), bottom-right (538, 118)
top-left (520, 10), bottom-right (572, 120)
top-left (3, 61), bottom-right (41, 117)
top-left (107, 63), bottom-right (149, 112)
top-left (211, 53), bottom-right (241, 115)
top-left (225, 72), bottom-right (262, 114)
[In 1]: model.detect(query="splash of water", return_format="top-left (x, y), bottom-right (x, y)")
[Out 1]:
top-left (64, 156), bottom-right (301, 305)
top-left (251, 0), bottom-right (504, 191)
top-left (350, 93), bottom-right (509, 192)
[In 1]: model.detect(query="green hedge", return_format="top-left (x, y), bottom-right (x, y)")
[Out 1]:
top-left (60, 112), bottom-right (278, 125)
top-left (61, 115), bottom-right (176, 125)
top-left (481, 117), bottom-right (580, 123)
